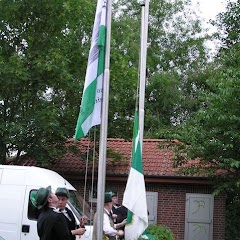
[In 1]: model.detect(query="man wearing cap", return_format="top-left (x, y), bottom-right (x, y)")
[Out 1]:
top-left (110, 192), bottom-right (119, 223)
top-left (111, 192), bottom-right (127, 238)
top-left (34, 186), bottom-right (86, 240)
top-left (92, 192), bottom-right (125, 240)
top-left (55, 187), bottom-right (86, 240)
top-left (35, 186), bottom-right (70, 240)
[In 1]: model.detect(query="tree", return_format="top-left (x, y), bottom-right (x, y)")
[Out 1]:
top-left (175, 42), bottom-right (240, 186)
top-left (214, 0), bottom-right (240, 48)
top-left (0, 0), bottom-right (210, 164)
top-left (0, 0), bottom-right (95, 164)
top-left (173, 2), bottom-right (240, 238)
top-left (173, 0), bottom-right (240, 188)
top-left (108, 0), bottom-right (209, 139)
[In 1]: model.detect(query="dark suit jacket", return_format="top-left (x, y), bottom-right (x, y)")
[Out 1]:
top-left (37, 207), bottom-right (71, 240)
top-left (63, 208), bottom-right (77, 240)
top-left (112, 205), bottom-right (128, 224)
top-left (112, 205), bottom-right (128, 232)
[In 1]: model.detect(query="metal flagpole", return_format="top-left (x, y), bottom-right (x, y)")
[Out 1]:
top-left (96, 0), bottom-right (112, 239)
top-left (139, 0), bottom-right (149, 145)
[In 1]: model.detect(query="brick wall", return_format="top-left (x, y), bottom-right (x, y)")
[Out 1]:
top-left (68, 179), bottom-right (226, 240)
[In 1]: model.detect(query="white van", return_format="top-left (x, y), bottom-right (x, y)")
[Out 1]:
top-left (0, 165), bottom-right (93, 240)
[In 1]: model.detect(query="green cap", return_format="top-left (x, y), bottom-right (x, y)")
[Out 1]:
top-left (105, 192), bottom-right (112, 203)
top-left (105, 190), bottom-right (117, 197)
top-left (55, 187), bottom-right (69, 198)
top-left (111, 191), bottom-right (117, 197)
top-left (33, 186), bottom-right (51, 209)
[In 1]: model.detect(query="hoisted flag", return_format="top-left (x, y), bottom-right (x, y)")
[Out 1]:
top-left (123, 111), bottom-right (148, 240)
top-left (74, 0), bottom-right (107, 140)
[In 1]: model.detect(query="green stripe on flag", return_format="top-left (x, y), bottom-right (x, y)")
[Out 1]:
top-left (75, 79), bottom-right (97, 139)
top-left (126, 210), bottom-right (133, 224)
top-left (97, 25), bottom-right (106, 75)
top-left (132, 111), bottom-right (143, 173)
top-left (123, 110), bottom-right (148, 240)
top-left (74, 0), bottom-right (107, 140)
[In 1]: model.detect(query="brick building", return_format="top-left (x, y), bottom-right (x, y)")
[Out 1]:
top-left (24, 138), bottom-right (226, 240)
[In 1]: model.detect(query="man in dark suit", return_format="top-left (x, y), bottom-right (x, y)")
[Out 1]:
top-left (112, 192), bottom-right (127, 222)
top-left (34, 186), bottom-right (85, 240)
top-left (34, 186), bottom-right (71, 240)
top-left (55, 187), bottom-right (87, 240)
top-left (111, 191), bottom-right (127, 234)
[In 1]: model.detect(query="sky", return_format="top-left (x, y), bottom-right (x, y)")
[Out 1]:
top-left (190, 0), bottom-right (228, 56)
top-left (191, 0), bottom-right (227, 20)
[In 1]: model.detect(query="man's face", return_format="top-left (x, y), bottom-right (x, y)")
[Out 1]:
top-left (48, 193), bottom-right (59, 208)
top-left (112, 196), bottom-right (118, 205)
top-left (105, 201), bottom-right (113, 211)
top-left (57, 196), bottom-right (68, 210)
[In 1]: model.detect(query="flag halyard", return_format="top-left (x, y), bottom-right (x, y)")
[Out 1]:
top-left (74, 0), bottom-right (107, 140)
top-left (123, 111), bottom-right (148, 240)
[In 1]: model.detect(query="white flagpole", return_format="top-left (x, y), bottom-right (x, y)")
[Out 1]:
top-left (96, 0), bottom-right (112, 239)
top-left (139, 0), bottom-right (149, 145)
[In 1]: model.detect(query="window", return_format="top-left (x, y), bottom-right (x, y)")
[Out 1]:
top-left (68, 190), bottom-right (94, 224)
top-left (28, 189), bottom-right (41, 220)
top-left (88, 188), bottom-right (97, 203)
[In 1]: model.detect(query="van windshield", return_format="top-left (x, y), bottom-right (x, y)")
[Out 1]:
top-left (68, 190), bottom-right (94, 224)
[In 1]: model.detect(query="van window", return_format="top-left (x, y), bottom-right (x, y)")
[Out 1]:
top-left (68, 190), bottom-right (94, 224)
top-left (28, 190), bottom-right (41, 220)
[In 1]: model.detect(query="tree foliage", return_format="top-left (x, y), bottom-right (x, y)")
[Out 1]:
top-left (214, 0), bottom-right (240, 48)
top-left (0, 0), bottom-right (209, 164)
top-left (0, 0), bottom-right (95, 164)
top-left (173, 0), bottom-right (240, 191)
top-left (172, 2), bottom-right (240, 238)
top-left (108, 0), bottom-right (208, 139)
top-left (225, 189), bottom-right (240, 240)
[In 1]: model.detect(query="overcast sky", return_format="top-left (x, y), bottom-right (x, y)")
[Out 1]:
top-left (192, 0), bottom-right (227, 19)
top-left (191, 0), bottom-right (227, 20)
top-left (190, 0), bottom-right (228, 57)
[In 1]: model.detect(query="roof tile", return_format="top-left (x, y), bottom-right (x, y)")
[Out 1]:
top-left (22, 138), bottom-right (201, 178)
top-left (67, 138), bottom-right (178, 176)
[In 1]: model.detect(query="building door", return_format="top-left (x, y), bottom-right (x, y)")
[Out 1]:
top-left (146, 192), bottom-right (158, 224)
top-left (185, 193), bottom-right (214, 240)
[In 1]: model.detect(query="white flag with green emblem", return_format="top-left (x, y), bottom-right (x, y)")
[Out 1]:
top-left (74, 0), bottom-right (107, 140)
top-left (123, 111), bottom-right (148, 240)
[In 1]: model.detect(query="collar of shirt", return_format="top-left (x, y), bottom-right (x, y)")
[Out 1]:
top-left (59, 208), bottom-right (72, 221)
top-left (60, 209), bottom-right (67, 214)
top-left (53, 208), bottom-right (61, 213)
top-left (104, 208), bottom-right (111, 215)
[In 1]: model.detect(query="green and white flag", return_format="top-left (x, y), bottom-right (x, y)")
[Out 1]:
top-left (123, 111), bottom-right (148, 240)
top-left (74, 0), bottom-right (107, 140)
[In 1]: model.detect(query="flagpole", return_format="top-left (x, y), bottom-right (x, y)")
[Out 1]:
top-left (96, 0), bottom-right (112, 239)
top-left (139, 0), bottom-right (149, 145)
top-left (122, 2), bottom-right (149, 239)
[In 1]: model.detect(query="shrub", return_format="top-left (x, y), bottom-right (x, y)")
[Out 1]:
top-left (139, 224), bottom-right (175, 240)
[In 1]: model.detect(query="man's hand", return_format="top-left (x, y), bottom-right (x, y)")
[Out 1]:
top-left (71, 227), bottom-right (86, 236)
top-left (116, 230), bottom-right (124, 237)
top-left (120, 219), bottom-right (127, 227)
top-left (115, 219), bottom-right (127, 229)
top-left (80, 215), bottom-right (88, 226)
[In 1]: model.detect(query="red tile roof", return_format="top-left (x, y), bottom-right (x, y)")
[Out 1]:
top-left (23, 138), bottom-right (200, 178)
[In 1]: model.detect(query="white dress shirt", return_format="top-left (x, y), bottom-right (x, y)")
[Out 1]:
top-left (103, 208), bottom-right (117, 237)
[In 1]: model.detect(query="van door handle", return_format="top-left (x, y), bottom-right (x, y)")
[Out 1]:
top-left (22, 225), bottom-right (30, 233)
